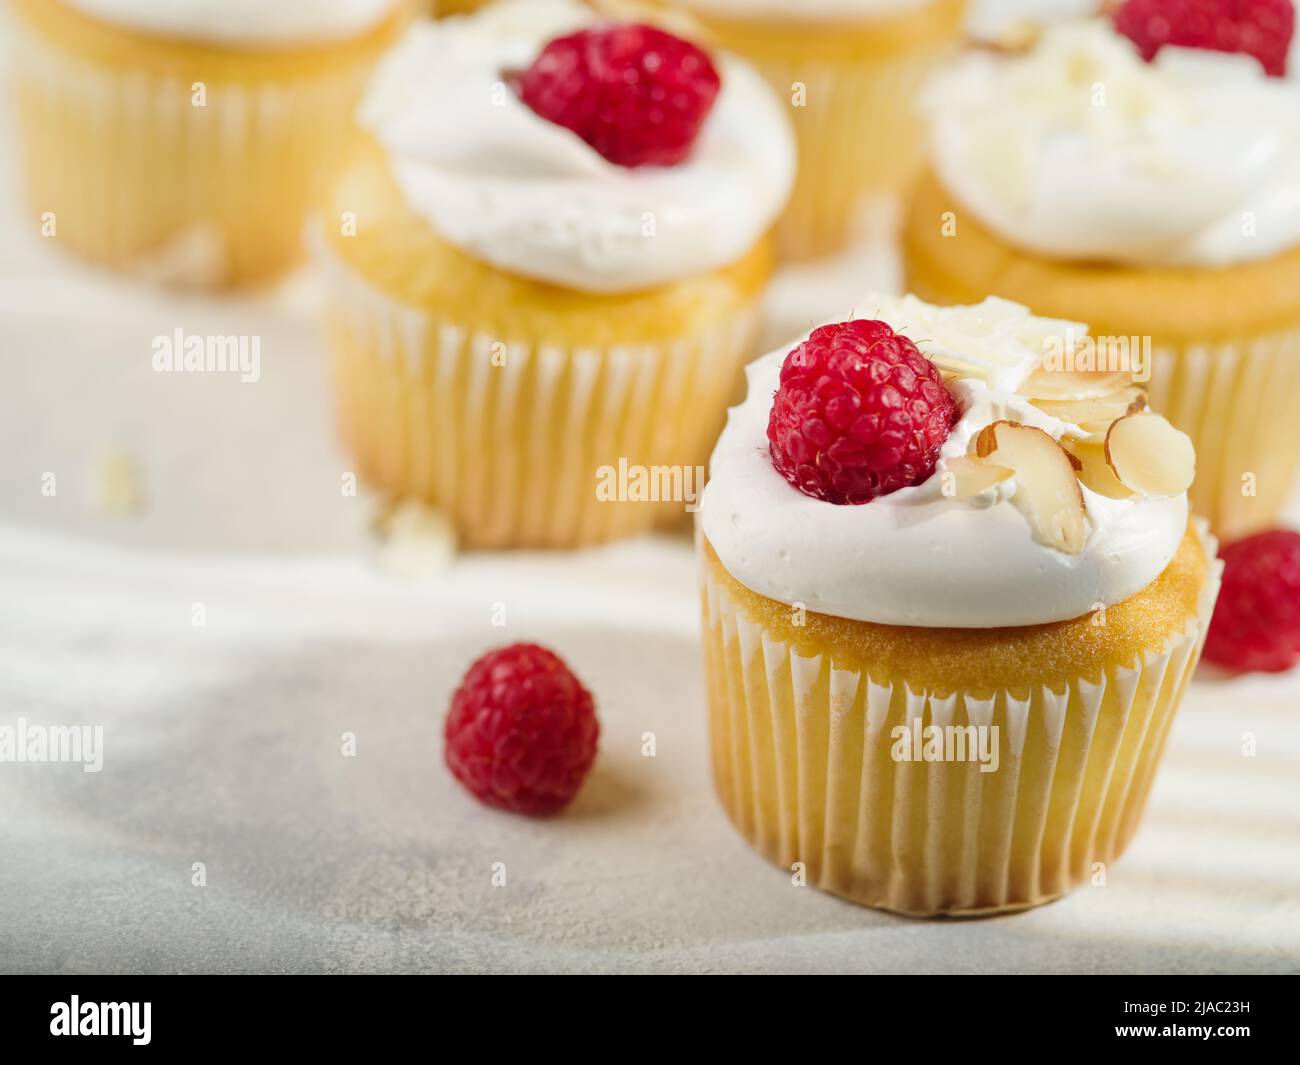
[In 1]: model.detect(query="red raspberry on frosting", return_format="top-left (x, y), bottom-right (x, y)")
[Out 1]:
top-left (518, 23), bottom-right (721, 168)
top-left (445, 643), bottom-right (599, 815)
top-left (766, 319), bottom-right (958, 506)
top-left (1204, 529), bottom-right (1300, 673)
top-left (1113, 0), bottom-right (1295, 77)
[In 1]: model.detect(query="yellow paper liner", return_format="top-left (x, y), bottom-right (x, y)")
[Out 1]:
top-left (698, 520), bottom-right (1223, 916)
top-left (1142, 328), bottom-right (1300, 539)
top-left (755, 44), bottom-right (956, 260)
top-left (313, 232), bottom-right (764, 549)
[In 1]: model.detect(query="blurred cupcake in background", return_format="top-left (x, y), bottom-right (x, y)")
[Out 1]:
top-left (314, 0), bottom-right (793, 549)
top-left (964, 0), bottom-right (1096, 45)
top-left (7, 0), bottom-right (407, 286)
top-left (698, 293), bottom-right (1220, 915)
top-left (602, 0), bottom-right (966, 261)
top-left (903, 4), bottom-right (1300, 537)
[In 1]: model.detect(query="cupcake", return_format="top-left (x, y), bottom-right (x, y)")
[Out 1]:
top-left (697, 294), bottom-right (1221, 916)
top-left (903, 8), bottom-right (1300, 538)
top-left (6, 0), bottom-right (407, 286)
top-left (610, 0), bottom-right (967, 260)
top-left (314, 0), bottom-right (794, 549)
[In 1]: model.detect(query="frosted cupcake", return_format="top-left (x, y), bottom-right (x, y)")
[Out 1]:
top-left (697, 294), bottom-right (1221, 916)
top-left (314, 0), bottom-right (793, 549)
top-left (613, 0), bottom-right (966, 260)
top-left (903, 8), bottom-right (1300, 537)
top-left (6, 0), bottom-right (407, 286)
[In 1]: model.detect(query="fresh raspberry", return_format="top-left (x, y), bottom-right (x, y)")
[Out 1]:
top-left (766, 319), bottom-right (958, 506)
top-left (1204, 530), bottom-right (1300, 672)
top-left (518, 23), bottom-right (721, 168)
top-left (445, 644), bottom-right (599, 815)
top-left (1114, 0), bottom-right (1295, 77)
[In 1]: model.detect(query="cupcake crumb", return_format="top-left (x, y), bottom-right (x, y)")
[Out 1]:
top-left (373, 500), bottom-right (458, 578)
top-left (89, 447), bottom-right (146, 515)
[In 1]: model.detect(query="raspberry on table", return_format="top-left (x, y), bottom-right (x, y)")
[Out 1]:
top-left (1204, 529), bottom-right (1300, 673)
top-left (766, 319), bottom-right (959, 505)
top-left (518, 23), bottom-right (722, 168)
top-left (445, 643), bottom-right (599, 815)
top-left (1113, 0), bottom-right (1295, 77)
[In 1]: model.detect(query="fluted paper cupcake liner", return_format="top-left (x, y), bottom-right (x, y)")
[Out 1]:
top-left (699, 520), bottom-right (1222, 917)
top-left (314, 233), bottom-right (764, 549)
top-left (8, 4), bottom-right (394, 286)
top-left (756, 47), bottom-right (953, 261)
top-left (1143, 327), bottom-right (1300, 539)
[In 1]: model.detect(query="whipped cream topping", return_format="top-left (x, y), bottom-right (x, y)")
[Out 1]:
top-left (700, 295), bottom-right (1190, 629)
top-left (676, 0), bottom-right (931, 20)
top-left (61, 0), bottom-right (399, 45)
top-left (923, 20), bottom-right (1300, 267)
top-left (357, 0), bottom-right (795, 294)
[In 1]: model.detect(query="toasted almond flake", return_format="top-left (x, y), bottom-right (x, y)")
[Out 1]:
top-left (1032, 386), bottom-right (1148, 433)
top-left (971, 421), bottom-right (1087, 554)
top-left (1062, 439), bottom-right (1135, 501)
top-left (1104, 412), bottom-right (1196, 497)
top-left (941, 456), bottom-right (1014, 499)
top-left (974, 18), bottom-right (1042, 54)
top-left (1017, 366), bottom-right (1134, 401)
top-left (927, 353), bottom-right (997, 383)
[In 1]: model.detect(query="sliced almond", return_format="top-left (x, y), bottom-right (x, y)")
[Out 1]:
top-left (1104, 412), bottom-right (1195, 497)
top-left (1017, 366), bottom-right (1134, 402)
top-left (1062, 439), bottom-right (1135, 501)
top-left (941, 456), bottom-right (1014, 499)
top-left (927, 353), bottom-right (996, 384)
top-left (974, 420), bottom-right (1082, 470)
top-left (972, 419), bottom-right (1012, 459)
top-left (972, 421), bottom-right (1088, 554)
top-left (1032, 386), bottom-right (1148, 434)
top-left (972, 18), bottom-right (1042, 54)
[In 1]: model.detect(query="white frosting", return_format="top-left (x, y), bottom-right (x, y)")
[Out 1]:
top-left (700, 295), bottom-right (1190, 629)
top-left (676, 0), bottom-right (930, 20)
top-left (356, 0), bottom-right (795, 293)
top-left (60, 0), bottom-right (399, 45)
top-left (923, 20), bottom-right (1300, 267)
